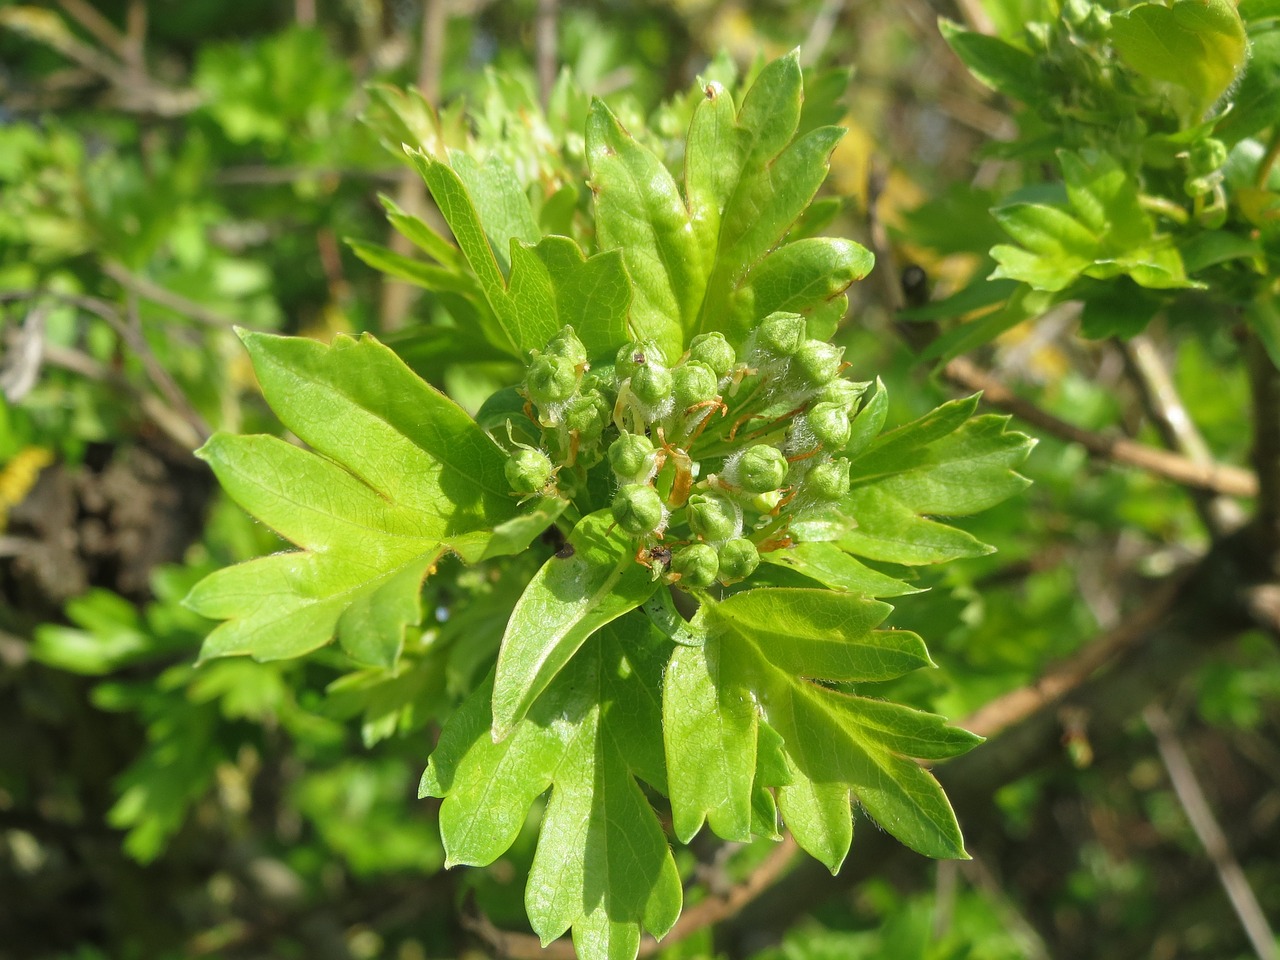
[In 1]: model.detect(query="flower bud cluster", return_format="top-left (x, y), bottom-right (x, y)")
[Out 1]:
top-left (503, 315), bottom-right (870, 589)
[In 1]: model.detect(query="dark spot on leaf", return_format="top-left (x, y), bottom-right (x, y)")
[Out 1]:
top-left (555, 543), bottom-right (576, 560)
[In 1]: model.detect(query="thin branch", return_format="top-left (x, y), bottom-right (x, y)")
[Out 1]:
top-left (942, 356), bottom-right (1259, 499)
top-left (41, 342), bottom-right (203, 451)
top-left (535, 0), bottom-right (558, 109)
top-left (1246, 331), bottom-right (1280, 571)
top-left (800, 0), bottom-right (846, 67)
top-left (462, 834), bottom-right (799, 959)
top-left (55, 0), bottom-right (129, 59)
top-left (960, 570), bottom-right (1188, 740)
top-left (295, 0), bottom-right (317, 26)
top-left (1121, 333), bottom-right (1245, 535)
top-left (100, 263), bottom-right (243, 328)
top-left (1143, 704), bottom-right (1279, 960)
top-left (959, 857), bottom-right (1051, 960)
top-left (212, 165), bottom-right (401, 186)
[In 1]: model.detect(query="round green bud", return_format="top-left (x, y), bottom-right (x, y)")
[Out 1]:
top-left (758, 312), bottom-right (805, 357)
top-left (737, 444), bottom-right (789, 494)
top-left (718, 538), bottom-right (760, 583)
top-left (817, 378), bottom-right (868, 407)
top-left (612, 483), bottom-right (665, 535)
top-left (671, 543), bottom-right (719, 588)
top-left (526, 355), bottom-right (578, 406)
top-left (544, 325), bottom-right (588, 367)
top-left (505, 447), bottom-right (553, 494)
top-left (564, 390), bottom-right (609, 442)
top-left (808, 402), bottom-right (851, 450)
top-left (616, 340), bottom-right (665, 381)
top-left (673, 361), bottom-right (719, 410)
top-left (609, 433), bottom-right (657, 483)
top-left (631, 362), bottom-right (674, 407)
top-left (687, 493), bottom-right (739, 543)
top-left (689, 332), bottom-right (736, 378)
top-left (792, 340), bottom-right (844, 387)
top-left (806, 457), bottom-right (851, 502)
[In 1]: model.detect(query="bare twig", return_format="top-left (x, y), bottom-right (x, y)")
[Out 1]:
top-left (942, 356), bottom-right (1259, 499)
top-left (100, 263), bottom-right (242, 328)
top-left (462, 834), bottom-right (799, 959)
top-left (1246, 331), bottom-right (1280, 571)
top-left (1143, 704), bottom-right (1279, 960)
top-left (535, 0), bottom-right (558, 109)
top-left (55, 0), bottom-right (128, 59)
top-left (41, 342), bottom-right (203, 451)
top-left (1121, 332), bottom-right (1245, 534)
top-left (120, 291), bottom-right (211, 443)
top-left (295, 0), bottom-right (317, 26)
top-left (800, 0), bottom-right (846, 67)
top-left (212, 165), bottom-right (401, 187)
top-left (960, 571), bottom-right (1188, 740)
top-left (959, 857), bottom-right (1051, 960)
top-left (0, 306), bottom-right (48, 403)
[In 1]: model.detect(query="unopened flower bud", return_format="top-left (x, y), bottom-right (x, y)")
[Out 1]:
top-left (631, 362), bottom-right (673, 407)
top-left (689, 332), bottom-right (736, 377)
top-left (527, 355), bottom-right (578, 406)
top-left (806, 457), bottom-right (851, 502)
top-left (757, 312), bottom-right (805, 357)
top-left (687, 492), bottom-right (739, 543)
top-left (673, 362), bottom-right (719, 410)
top-left (609, 433), bottom-right (657, 483)
top-left (793, 340), bottom-right (844, 387)
top-left (737, 444), bottom-right (789, 494)
top-left (564, 390), bottom-right (609, 442)
top-left (672, 543), bottom-right (719, 588)
top-left (808, 402), bottom-right (851, 450)
top-left (544, 325), bottom-right (588, 367)
top-left (616, 340), bottom-right (665, 381)
top-left (718, 538), bottom-right (760, 582)
top-left (505, 447), bottom-right (553, 494)
top-left (817, 378), bottom-right (868, 407)
top-left (612, 483), bottom-right (665, 535)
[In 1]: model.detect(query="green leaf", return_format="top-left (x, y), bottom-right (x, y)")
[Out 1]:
top-left (1111, 0), bottom-right (1248, 117)
top-left (186, 331), bottom-right (515, 663)
top-left (939, 21), bottom-right (1043, 106)
top-left (510, 236), bottom-right (632, 359)
top-left (762, 541), bottom-right (919, 598)
top-left (422, 623), bottom-right (681, 960)
top-left (492, 510), bottom-right (659, 739)
top-left (989, 202), bottom-right (1098, 292)
top-left (1058, 149), bottom-right (1150, 249)
top-left (1215, 31), bottom-right (1280, 144)
top-left (588, 98), bottom-right (702, 360)
top-left (668, 588), bottom-right (980, 866)
top-left (448, 150), bottom-right (540, 276)
top-left (834, 399), bottom-right (1034, 565)
top-left (347, 238), bottom-right (480, 296)
top-left (728, 237), bottom-right (874, 335)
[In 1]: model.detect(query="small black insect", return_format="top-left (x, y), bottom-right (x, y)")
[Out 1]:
top-left (555, 542), bottom-right (576, 560)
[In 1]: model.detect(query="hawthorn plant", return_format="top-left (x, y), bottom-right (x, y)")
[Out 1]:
top-left (185, 54), bottom-right (1033, 960)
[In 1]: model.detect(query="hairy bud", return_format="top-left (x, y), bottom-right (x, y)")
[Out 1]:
top-left (688, 332), bottom-right (736, 378)
top-left (631, 362), bottom-right (674, 407)
top-left (609, 433), bottom-right (657, 483)
top-left (673, 361), bottom-right (719, 410)
top-left (505, 447), bottom-right (553, 494)
top-left (671, 543), bottom-right (719, 588)
top-left (564, 390), bottom-right (609, 443)
top-left (806, 457), bottom-right (851, 502)
top-left (807, 402), bottom-right (852, 450)
top-left (757, 312), bottom-right (805, 357)
top-left (616, 340), bottom-right (665, 381)
top-left (792, 340), bottom-right (844, 388)
top-left (718, 537), bottom-right (760, 582)
top-left (737, 444), bottom-right (789, 494)
top-left (526, 355), bottom-right (578, 406)
top-left (687, 492), bottom-right (739, 543)
top-left (544, 325), bottom-right (588, 367)
top-left (612, 483), bottom-right (665, 535)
